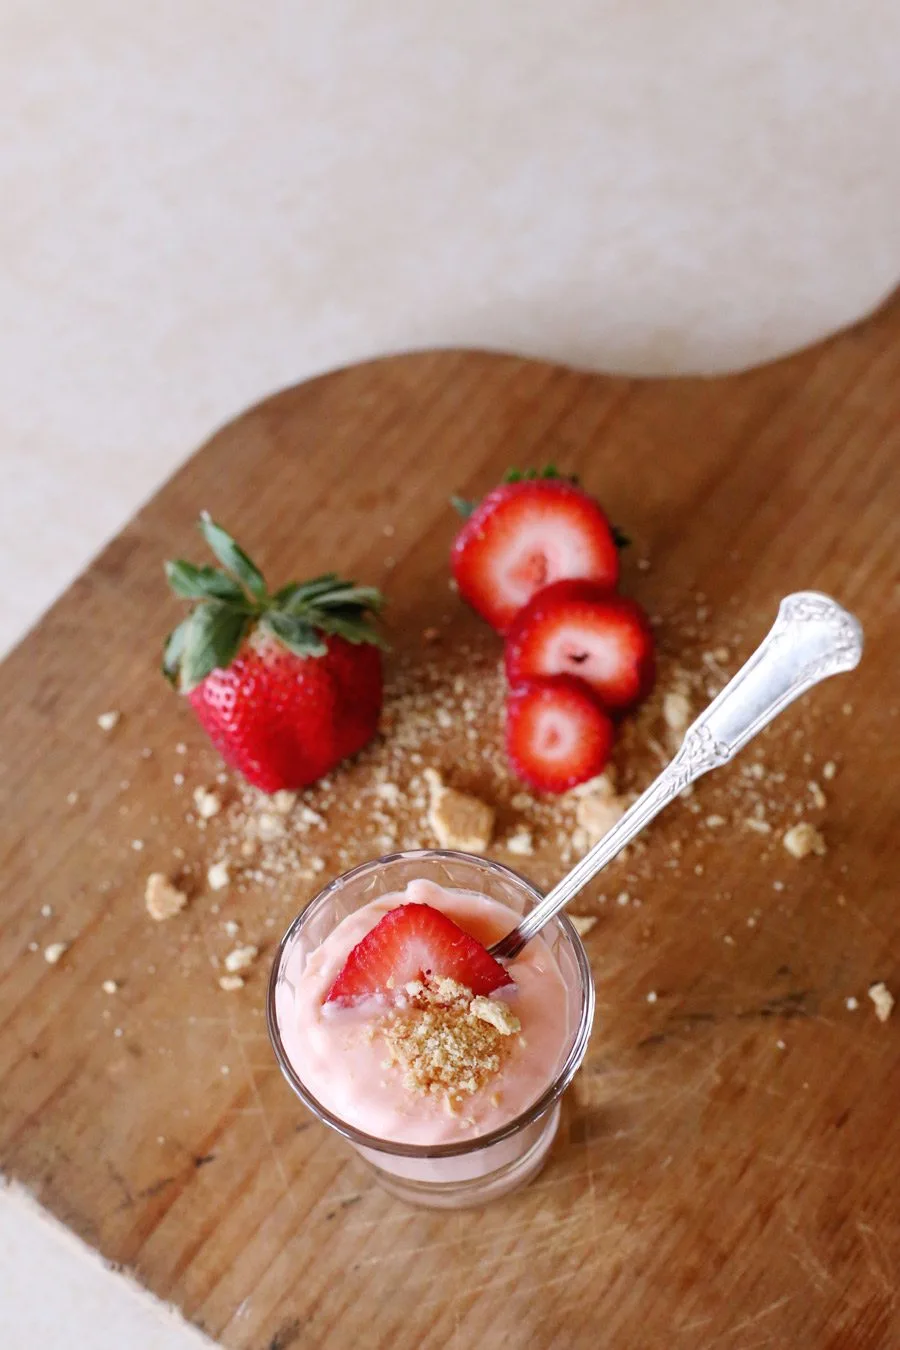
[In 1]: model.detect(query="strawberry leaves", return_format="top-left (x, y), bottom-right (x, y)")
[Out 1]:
top-left (199, 511), bottom-right (268, 602)
top-left (164, 560), bottom-right (248, 603)
top-left (182, 603), bottom-right (251, 689)
top-left (502, 465), bottom-right (578, 485)
top-left (261, 610), bottom-right (328, 659)
top-left (164, 517), bottom-right (385, 690)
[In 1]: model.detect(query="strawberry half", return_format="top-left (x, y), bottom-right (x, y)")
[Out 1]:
top-left (506, 675), bottom-right (614, 793)
top-left (451, 473), bottom-right (619, 634)
top-left (325, 903), bottom-right (513, 1005)
top-left (505, 579), bottom-right (655, 711)
top-left (163, 514), bottom-right (386, 793)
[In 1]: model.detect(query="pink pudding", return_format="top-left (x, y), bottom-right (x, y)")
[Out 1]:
top-left (274, 878), bottom-right (576, 1148)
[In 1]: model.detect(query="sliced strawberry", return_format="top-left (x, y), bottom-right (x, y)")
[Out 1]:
top-left (505, 580), bottom-right (655, 711)
top-left (325, 903), bottom-right (513, 1005)
top-left (505, 675), bottom-right (614, 793)
top-left (451, 479), bottom-right (619, 633)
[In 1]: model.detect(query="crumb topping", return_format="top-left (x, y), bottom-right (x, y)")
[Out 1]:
top-left (380, 976), bottom-right (520, 1104)
top-left (193, 786), bottom-right (222, 819)
top-left (782, 822), bottom-right (826, 859)
top-left (224, 944), bottom-right (258, 973)
top-left (219, 974), bottom-right (245, 991)
top-left (145, 873), bottom-right (188, 921)
top-left (569, 914), bottom-right (597, 937)
top-left (868, 982), bottom-right (894, 1024)
top-left (424, 769), bottom-right (494, 853)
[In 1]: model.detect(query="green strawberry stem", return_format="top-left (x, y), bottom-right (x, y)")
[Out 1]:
top-left (163, 515), bottom-right (386, 692)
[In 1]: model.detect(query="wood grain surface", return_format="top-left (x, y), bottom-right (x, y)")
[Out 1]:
top-left (2, 298), bottom-right (900, 1350)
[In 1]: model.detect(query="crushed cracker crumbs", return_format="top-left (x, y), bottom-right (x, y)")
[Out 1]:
top-left (145, 873), bottom-right (188, 922)
top-left (219, 974), bottom-right (245, 991)
top-left (505, 827), bottom-right (534, 856)
top-left (868, 982), bottom-right (894, 1024)
top-left (569, 914), bottom-right (598, 937)
top-left (782, 822), bottom-right (826, 859)
top-left (224, 944), bottom-right (258, 974)
top-left (193, 786), bottom-right (223, 819)
top-left (424, 769), bottom-right (494, 853)
top-left (380, 976), bottom-right (519, 1103)
top-left (207, 860), bottom-right (231, 891)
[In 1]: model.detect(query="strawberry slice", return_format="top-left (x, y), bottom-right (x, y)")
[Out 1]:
top-left (506, 675), bottom-right (614, 793)
top-left (505, 580), bottom-right (655, 711)
top-left (325, 903), bottom-right (513, 1005)
top-left (451, 478), bottom-right (619, 633)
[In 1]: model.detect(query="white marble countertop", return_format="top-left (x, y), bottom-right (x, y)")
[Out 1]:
top-left (1, 1), bottom-right (897, 1345)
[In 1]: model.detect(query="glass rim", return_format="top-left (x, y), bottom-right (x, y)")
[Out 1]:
top-left (266, 848), bottom-right (595, 1160)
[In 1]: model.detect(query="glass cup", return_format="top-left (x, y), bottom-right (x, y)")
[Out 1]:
top-left (267, 849), bottom-right (594, 1209)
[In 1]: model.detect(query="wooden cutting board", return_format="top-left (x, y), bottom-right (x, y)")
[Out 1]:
top-left (2, 298), bottom-right (900, 1350)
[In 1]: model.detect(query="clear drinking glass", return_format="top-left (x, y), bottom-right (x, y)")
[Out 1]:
top-left (267, 850), bottom-right (594, 1209)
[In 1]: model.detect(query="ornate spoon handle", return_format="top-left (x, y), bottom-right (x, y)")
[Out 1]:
top-left (490, 592), bottom-right (863, 960)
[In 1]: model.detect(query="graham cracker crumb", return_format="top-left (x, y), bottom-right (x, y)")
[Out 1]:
top-left (145, 873), bottom-right (188, 921)
top-left (569, 914), bottom-right (598, 937)
top-left (424, 770), bottom-right (494, 853)
top-left (744, 817), bottom-right (772, 835)
top-left (470, 995), bottom-right (521, 1036)
top-left (381, 977), bottom-right (518, 1099)
top-left (224, 944), bottom-right (258, 974)
top-left (505, 828), bottom-right (534, 856)
top-left (207, 860), bottom-right (231, 891)
top-left (868, 982), bottom-right (894, 1024)
top-left (219, 974), bottom-right (246, 991)
top-left (193, 786), bottom-right (222, 819)
top-left (782, 822), bottom-right (826, 859)
top-left (575, 790), bottom-right (626, 846)
top-left (256, 812), bottom-right (283, 842)
top-left (570, 768), bottom-right (618, 799)
top-left (43, 941), bottom-right (68, 965)
top-left (97, 711), bottom-right (120, 732)
top-left (271, 790), bottom-right (297, 815)
top-left (662, 673), bottom-right (692, 748)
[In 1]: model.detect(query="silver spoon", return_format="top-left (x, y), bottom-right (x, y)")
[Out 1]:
top-left (490, 592), bottom-right (863, 961)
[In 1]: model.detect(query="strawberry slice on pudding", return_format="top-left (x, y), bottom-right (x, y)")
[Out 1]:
top-left (325, 902), bottom-right (513, 1005)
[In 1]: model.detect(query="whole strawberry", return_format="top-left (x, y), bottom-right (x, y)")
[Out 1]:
top-left (163, 514), bottom-right (385, 792)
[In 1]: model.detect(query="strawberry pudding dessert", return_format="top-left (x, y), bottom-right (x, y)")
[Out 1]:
top-left (277, 879), bottom-right (572, 1146)
top-left (269, 853), bottom-right (594, 1206)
